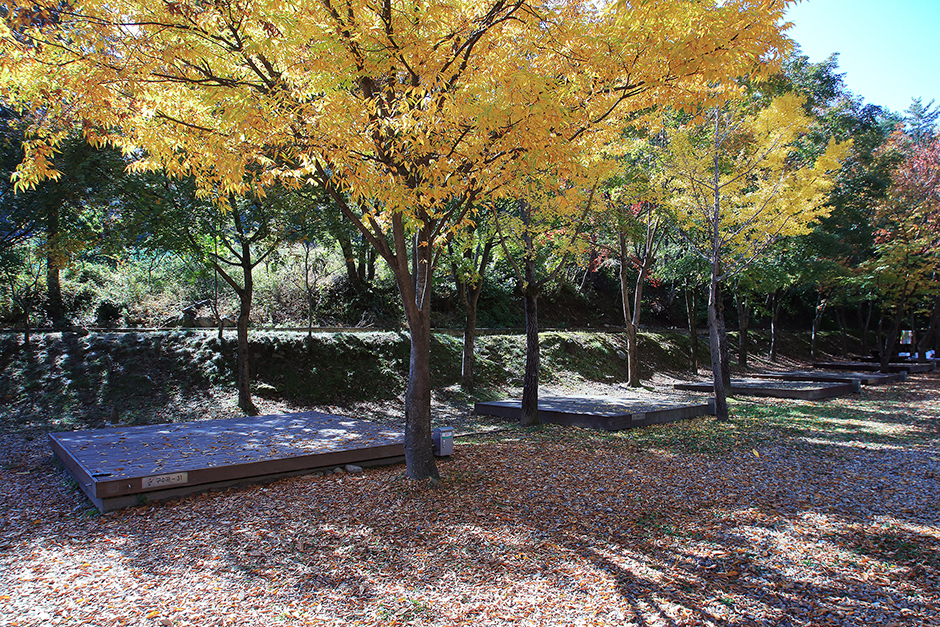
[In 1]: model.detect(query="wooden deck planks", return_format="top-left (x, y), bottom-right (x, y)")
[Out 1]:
top-left (674, 378), bottom-right (858, 400)
top-left (50, 412), bottom-right (404, 512)
top-left (753, 370), bottom-right (906, 386)
top-left (812, 361), bottom-right (937, 374)
top-left (473, 395), bottom-right (715, 430)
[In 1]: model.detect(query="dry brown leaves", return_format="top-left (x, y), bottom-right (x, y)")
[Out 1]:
top-left (1, 377), bottom-right (939, 626)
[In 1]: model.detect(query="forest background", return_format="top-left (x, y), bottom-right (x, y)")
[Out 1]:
top-left (1, 0), bottom-right (939, 477)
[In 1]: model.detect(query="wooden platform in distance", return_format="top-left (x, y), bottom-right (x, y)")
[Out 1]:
top-left (50, 412), bottom-right (405, 512)
top-left (674, 378), bottom-right (858, 400)
top-left (812, 361), bottom-right (936, 374)
top-left (473, 395), bottom-right (715, 431)
top-left (753, 370), bottom-right (906, 386)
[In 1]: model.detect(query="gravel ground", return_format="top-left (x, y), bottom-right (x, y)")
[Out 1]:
top-left (0, 371), bottom-right (938, 626)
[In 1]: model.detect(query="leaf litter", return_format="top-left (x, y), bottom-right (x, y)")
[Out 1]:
top-left (0, 374), bottom-right (938, 626)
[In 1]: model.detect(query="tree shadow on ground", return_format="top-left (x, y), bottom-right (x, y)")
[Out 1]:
top-left (6, 427), bottom-right (938, 625)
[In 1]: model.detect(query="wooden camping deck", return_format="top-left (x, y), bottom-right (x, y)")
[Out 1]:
top-left (473, 395), bottom-right (714, 430)
top-left (50, 412), bottom-right (404, 512)
top-left (812, 361), bottom-right (937, 374)
top-left (674, 378), bottom-right (858, 400)
top-left (753, 370), bottom-right (906, 386)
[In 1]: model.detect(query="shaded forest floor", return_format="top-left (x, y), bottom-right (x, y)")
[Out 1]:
top-left (1, 330), bottom-right (938, 626)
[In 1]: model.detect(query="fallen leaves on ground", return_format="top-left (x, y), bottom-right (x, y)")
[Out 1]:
top-left (0, 376), bottom-right (938, 626)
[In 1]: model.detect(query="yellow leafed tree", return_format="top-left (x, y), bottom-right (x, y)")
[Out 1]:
top-left (3, 0), bottom-right (794, 479)
top-left (660, 92), bottom-right (850, 419)
top-left (491, 164), bottom-right (607, 427)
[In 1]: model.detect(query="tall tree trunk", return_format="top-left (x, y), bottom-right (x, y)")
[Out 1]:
top-left (366, 246), bottom-right (377, 283)
top-left (685, 283), bottom-right (699, 373)
top-left (769, 288), bottom-right (783, 363)
top-left (334, 229), bottom-right (363, 293)
top-left (318, 173), bottom-right (443, 482)
top-left (454, 236), bottom-right (493, 392)
top-left (876, 306), bottom-right (885, 362)
top-left (717, 284), bottom-right (731, 389)
top-left (624, 317), bottom-right (639, 386)
top-left (881, 305), bottom-right (907, 373)
top-left (736, 293), bottom-right (749, 368)
top-left (910, 309), bottom-right (917, 359)
top-left (392, 215), bottom-right (440, 482)
top-left (402, 302), bottom-right (439, 481)
top-left (630, 266), bottom-right (651, 387)
top-left (21, 297), bottom-right (31, 347)
top-left (836, 307), bottom-right (848, 359)
top-left (917, 295), bottom-right (940, 361)
top-left (811, 295), bottom-right (827, 361)
top-left (461, 302), bottom-right (478, 391)
top-left (708, 107), bottom-right (731, 411)
top-left (619, 229), bottom-right (656, 387)
top-left (708, 273), bottom-right (729, 421)
top-left (619, 233), bottom-right (639, 386)
top-left (859, 300), bottom-right (873, 356)
top-left (236, 241), bottom-right (258, 416)
top-left (45, 203), bottom-right (67, 327)
top-left (305, 244), bottom-right (314, 338)
top-left (520, 258), bottom-right (540, 427)
top-left (357, 238), bottom-right (368, 286)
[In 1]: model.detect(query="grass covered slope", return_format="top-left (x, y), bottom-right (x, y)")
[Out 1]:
top-left (0, 327), bottom-right (843, 434)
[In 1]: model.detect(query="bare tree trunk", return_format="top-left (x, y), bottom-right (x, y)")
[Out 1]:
top-left (305, 244), bottom-right (315, 338)
top-left (917, 295), bottom-right (940, 361)
top-left (708, 273), bottom-right (729, 421)
top-left (21, 298), bottom-right (31, 347)
top-left (876, 305), bottom-right (885, 362)
top-left (859, 300), bottom-right (873, 356)
top-left (619, 233), bottom-right (639, 386)
top-left (402, 302), bottom-right (439, 481)
top-left (366, 247), bottom-right (376, 283)
top-left (45, 203), bottom-right (67, 328)
top-left (685, 283), bottom-right (699, 373)
top-left (454, 236), bottom-right (493, 392)
top-left (387, 216), bottom-right (441, 482)
top-left (357, 237), bottom-right (368, 286)
top-left (490, 192), bottom-right (596, 429)
top-left (736, 293), bottom-right (749, 368)
top-left (706, 108), bottom-right (730, 419)
top-left (520, 257), bottom-right (540, 427)
top-left (316, 166), bottom-right (453, 482)
top-left (461, 303), bottom-right (478, 391)
top-left (619, 227), bottom-right (657, 387)
top-left (881, 306), bottom-right (907, 373)
top-left (335, 230), bottom-right (362, 293)
top-left (629, 267), bottom-right (651, 387)
top-left (836, 307), bottom-right (848, 359)
top-left (207, 206), bottom-right (273, 418)
top-left (769, 288), bottom-right (783, 363)
top-left (718, 285), bottom-right (731, 389)
top-left (236, 240), bottom-right (258, 416)
top-left (811, 295), bottom-right (827, 361)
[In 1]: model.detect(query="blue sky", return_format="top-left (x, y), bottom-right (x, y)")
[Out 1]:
top-left (785, 0), bottom-right (940, 114)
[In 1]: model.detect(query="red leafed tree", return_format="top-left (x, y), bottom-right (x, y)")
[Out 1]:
top-left (870, 132), bottom-right (940, 367)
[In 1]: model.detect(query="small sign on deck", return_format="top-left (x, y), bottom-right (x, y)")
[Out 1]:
top-left (142, 472), bottom-right (189, 489)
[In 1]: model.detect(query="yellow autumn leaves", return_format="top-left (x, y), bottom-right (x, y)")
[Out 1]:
top-left (2, 0), bottom-right (796, 208)
top-left (661, 92), bottom-right (851, 267)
